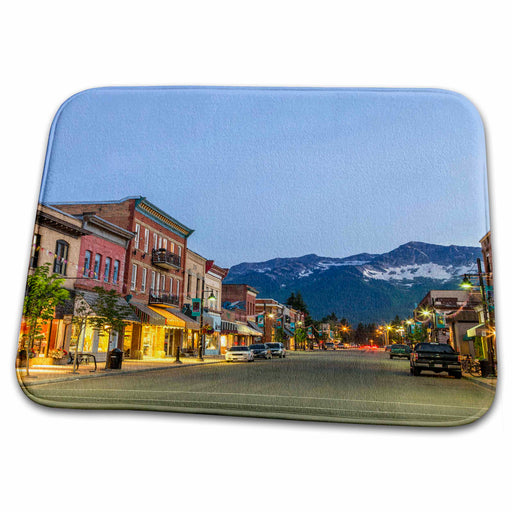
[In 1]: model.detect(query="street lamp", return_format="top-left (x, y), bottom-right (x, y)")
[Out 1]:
top-left (459, 258), bottom-right (495, 376)
top-left (197, 285), bottom-right (216, 361)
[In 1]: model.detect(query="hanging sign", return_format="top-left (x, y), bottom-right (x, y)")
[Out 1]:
top-left (257, 314), bottom-right (264, 327)
top-left (191, 298), bottom-right (201, 317)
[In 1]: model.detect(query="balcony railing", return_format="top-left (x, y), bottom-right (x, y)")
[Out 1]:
top-left (148, 289), bottom-right (180, 306)
top-left (151, 248), bottom-right (181, 269)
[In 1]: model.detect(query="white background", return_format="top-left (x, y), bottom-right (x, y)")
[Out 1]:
top-left (2, 2), bottom-right (509, 510)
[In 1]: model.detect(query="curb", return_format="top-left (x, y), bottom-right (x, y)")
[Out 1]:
top-left (462, 374), bottom-right (497, 391)
top-left (18, 360), bottom-right (224, 387)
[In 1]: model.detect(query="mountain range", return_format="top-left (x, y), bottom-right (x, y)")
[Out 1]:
top-left (223, 242), bottom-right (482, 324)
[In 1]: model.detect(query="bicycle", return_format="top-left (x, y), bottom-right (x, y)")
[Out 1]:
top-left (461, 355), bottom-right (481, 377)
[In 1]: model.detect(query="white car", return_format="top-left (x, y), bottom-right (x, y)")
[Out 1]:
top-left (225, 345), bottom-right (254, 362)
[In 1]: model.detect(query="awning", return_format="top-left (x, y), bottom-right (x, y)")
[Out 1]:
top-left (247, 321), bottom-right (263, 334)
top-left (148, 306), bottom-right (186, 328)
top-left (148, 306), bottom-right (200, 330)
top-left (235, 322), bottom-right (263, 336)
top-left (130, 302), bottom-right (166, 325)
top-left (283, 327), bottom-right (294, 338)
top-left (221, 320), bottom-right (238, 334)
top-left (78, 290), bottom-right (140, 322)
top-left (466, 323), bottom-right (489, 337)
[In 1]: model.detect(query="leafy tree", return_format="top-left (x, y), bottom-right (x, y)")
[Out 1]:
top-left (294, 327), bottom-right (307, 350)
top-left (87, 286), bottom-right (134, 369)
top-left (22, 263), bottom-right (69, 376)
top-left (70, 292), bottom-right (94, 373)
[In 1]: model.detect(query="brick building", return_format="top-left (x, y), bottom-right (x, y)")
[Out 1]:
top-left (52, 197), bottom-right (197, 359)
top-left (21, 204), bottom-right (88, 359)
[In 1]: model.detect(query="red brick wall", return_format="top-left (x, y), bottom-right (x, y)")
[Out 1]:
top-left (74, 233), bottom-right (127, 293)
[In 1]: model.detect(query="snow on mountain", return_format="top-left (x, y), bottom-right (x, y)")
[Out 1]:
top-left (362, 262), bottom-right (477, 282)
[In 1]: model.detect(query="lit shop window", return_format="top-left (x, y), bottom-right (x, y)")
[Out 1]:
top-left (54, 240), bottom-right (69, 275)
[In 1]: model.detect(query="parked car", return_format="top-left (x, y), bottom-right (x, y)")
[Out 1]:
top-left (389, 344), bottom-right (411, 359)
top-left (249, 343), bottom-right (272, 359)
top-left (384, 345), bottom-right (392, 352)
top-left (225, 346), bottom-right (254, 362)
top-left (266, 342), bottom-right (286, 358)
top-left (410, 342), bottom-right (462, 378)
top-left (324, 342), bottom-right (336, 350)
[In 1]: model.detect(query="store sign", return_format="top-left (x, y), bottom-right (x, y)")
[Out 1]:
top-left (257, 314), bottom-right (264, 326)
top-left (191, 298), bottom-right (201, 317)
top-left (290, 322), bottom-right (295, 333)
top-left (436, 313), bottom-right (446, 328)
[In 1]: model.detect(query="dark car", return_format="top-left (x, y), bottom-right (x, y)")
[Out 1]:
top-left (389, 344), bottom-right (411, 359)
top-left (266, 342), bottom-right (286, 358)
top-left (324, 342), bottom-right (336, 350)
top-left (410, 342), bottom-right (462, 378)
top-left (249, 343), bottom-right (272, 359)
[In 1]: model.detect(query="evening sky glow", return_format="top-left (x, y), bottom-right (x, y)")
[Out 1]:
top-left (40, 87), bottom-right (489, 267)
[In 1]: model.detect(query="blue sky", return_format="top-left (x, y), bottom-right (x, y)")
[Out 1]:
top-left (41, 87), bottom-right (489, 267)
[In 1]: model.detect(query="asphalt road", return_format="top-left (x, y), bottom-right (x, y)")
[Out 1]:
top-left (25, 350), bottom-right (495, 426)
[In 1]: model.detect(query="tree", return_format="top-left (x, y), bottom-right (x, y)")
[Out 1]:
top-left (294, 327), bottom-right (306, 350)
top-left (70, 292), bottom-right (94, 373)
top-left (286, 290), bottom-right (310, 317)
top-left (87, 286), bottom-right (134, 369)
top-left (22, 263), bottom-right (69, 377)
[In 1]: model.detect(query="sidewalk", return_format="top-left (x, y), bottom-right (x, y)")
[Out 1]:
top-left (462, 372), bottom-right (497, 391)
top-left (16, 355), bottom-right (225, 387)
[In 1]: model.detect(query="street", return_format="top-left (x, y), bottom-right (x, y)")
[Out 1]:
top-left (25, 350), bottom-right (495, 427)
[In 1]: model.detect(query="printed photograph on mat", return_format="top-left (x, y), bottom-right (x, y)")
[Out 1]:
top-left (16, 87), bottom-right (496, 426)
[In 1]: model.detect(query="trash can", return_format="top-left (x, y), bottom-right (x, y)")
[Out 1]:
top-left (479, 359), bottom-right (492, 377)
top-left (107, 348), bottom-right (123, 369)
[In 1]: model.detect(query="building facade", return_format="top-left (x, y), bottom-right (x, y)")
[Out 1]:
top-left (53, 197), bottom-right (197, 360)
top-left (20, 204), bottom-right (88, 360)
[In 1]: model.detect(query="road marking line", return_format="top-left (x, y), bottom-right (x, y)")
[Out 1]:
top-left (35, 394), bottom-right (484, 419)
top-left (36, 388), bottom-right (486, 411)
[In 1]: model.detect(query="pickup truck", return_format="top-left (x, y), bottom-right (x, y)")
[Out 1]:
top-left (410, 342), bottom-right (462, 379)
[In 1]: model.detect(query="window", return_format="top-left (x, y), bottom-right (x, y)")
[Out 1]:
top-left (131, 264), bottom-right (137, 290)
top-left (187, 274), bottom-right (192, 296)
top-left (31, 234), bottom-right (41, 268)
top-left (176, 280), bottom-right (180, 298)
top-left (93, 254), bottom-right (102, 279)
top-left (141, 268), bottom-right (147, 293)
top-left (53, 240), bottom-right (69, 275)
top-left (163, 238), bottom-right (167, 250)
top-left (83, 250), bottom-right (92, 277)
top-left (170, 242), bottom-right (175, 253)
top-left (134, 224), bottom-right (140, 249)
top-left (153, 233), bottom-right (158, 250)
top-left (151, 271), bottom-right (156, 292)
top-left (169, 277), bottom-right (174, 295)
top-left (103, 257), bottom-right (111, 282)
top-left (112, 260), bottom-right (120, 284)
top-left (178, 246), bottom-right (182, 258)
top-left (144, 228), bottom-right (149, 252)
top-left (155, 272), bottom-right (160, 293)
top-left (161, 275), bottom-right (165, 291)
top-left (196, 278), bottom-right (201, 299)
